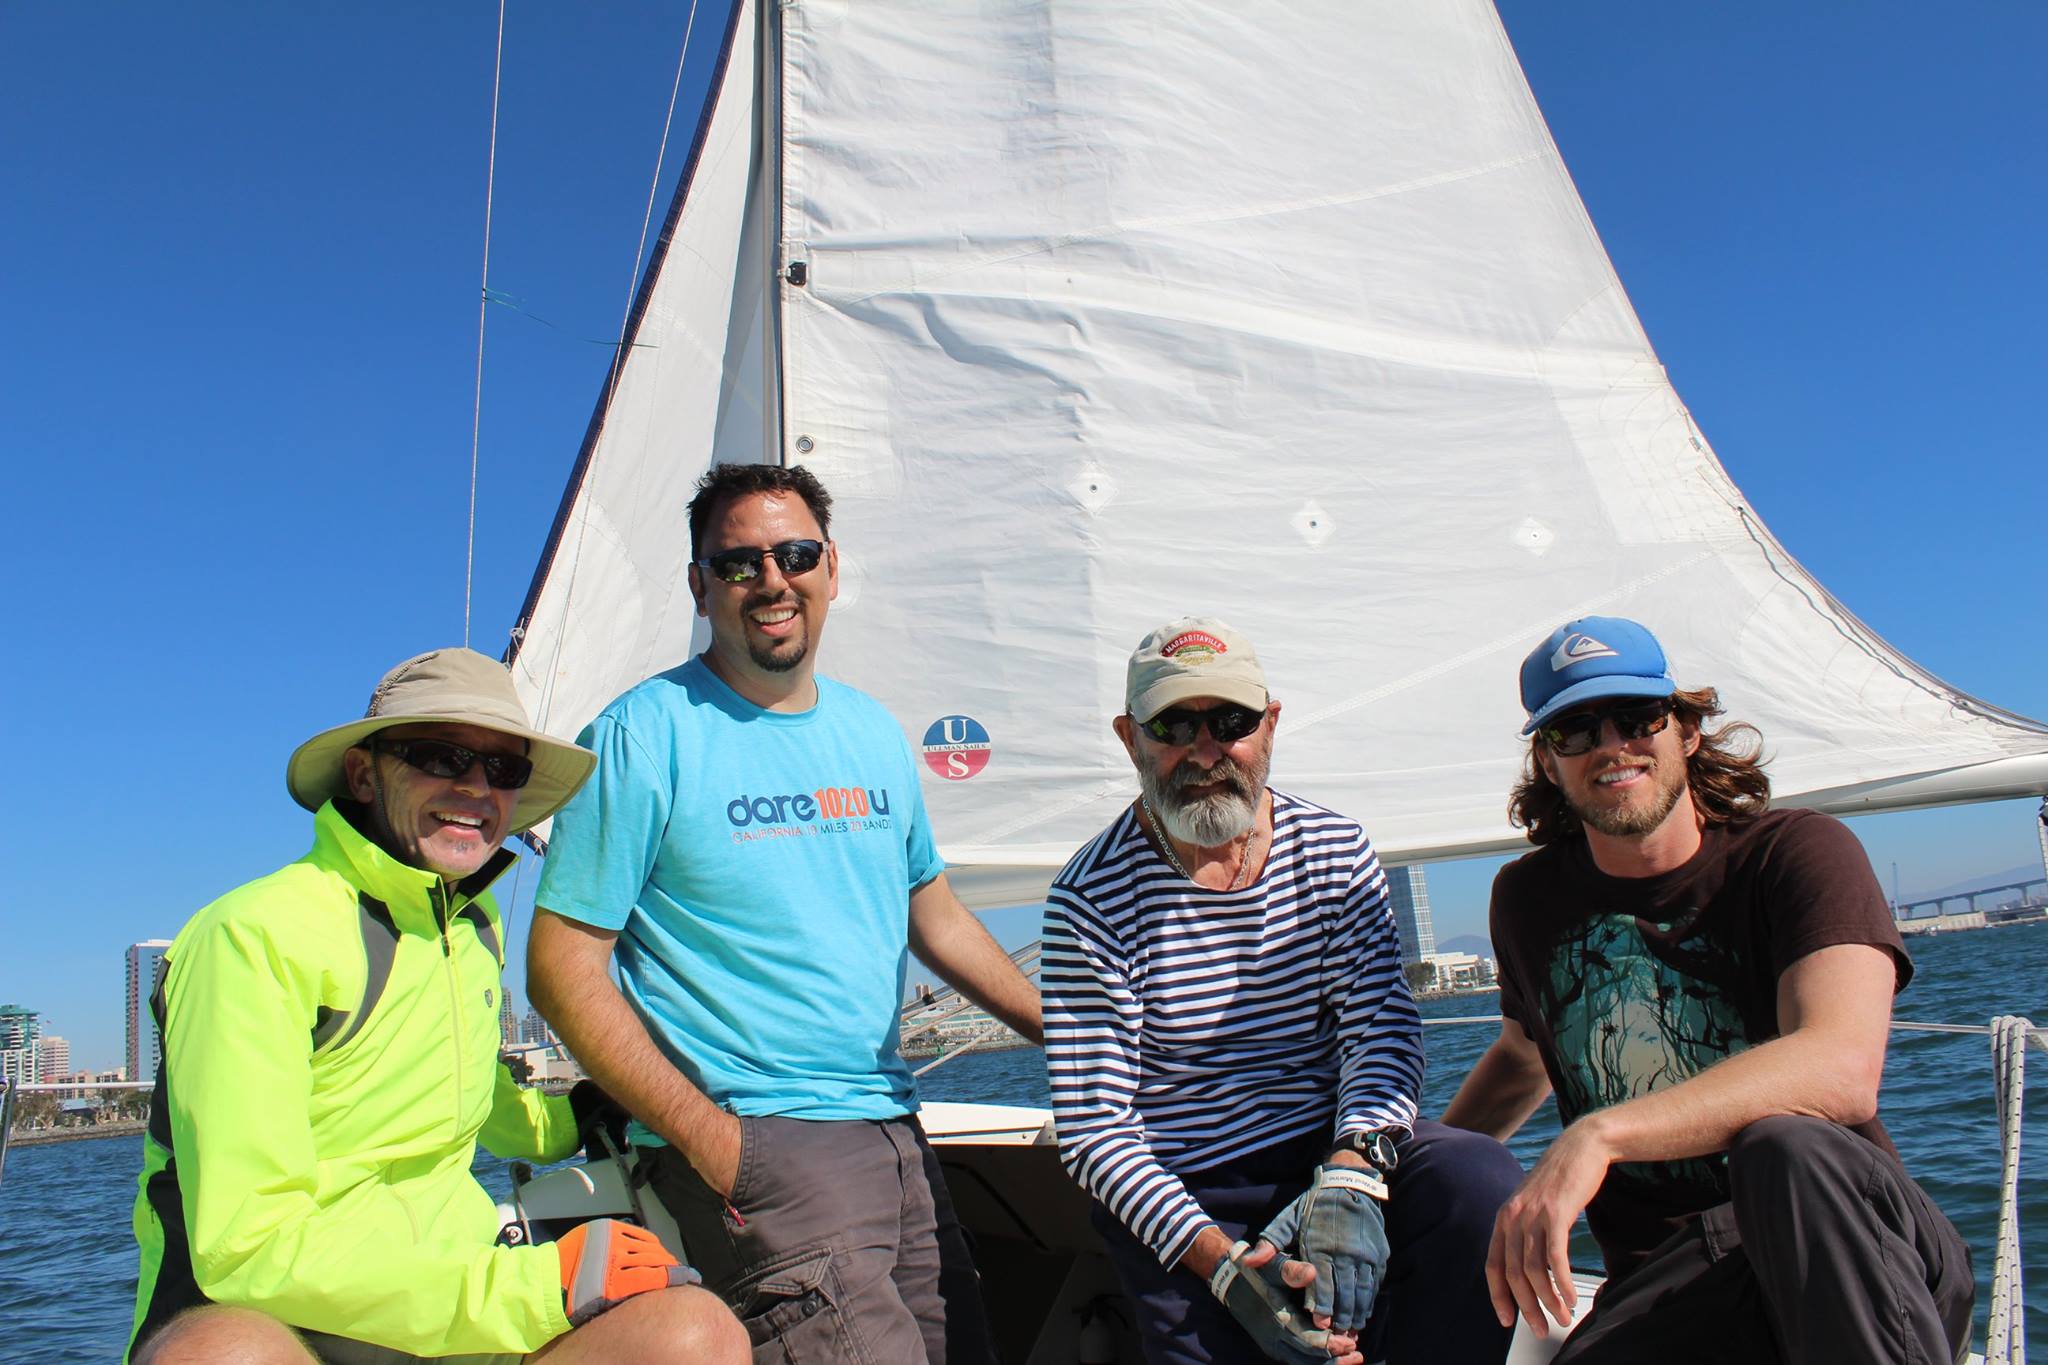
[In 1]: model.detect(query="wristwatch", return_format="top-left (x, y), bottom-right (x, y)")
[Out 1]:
top-left (1342, 1128), bottom-right (1400, 1174)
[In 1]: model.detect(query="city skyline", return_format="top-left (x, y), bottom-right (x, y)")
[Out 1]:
top-left (19, 834), bottom-right (2044, 1075)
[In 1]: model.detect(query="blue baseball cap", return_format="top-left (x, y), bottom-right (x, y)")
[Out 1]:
top-left (1519, 616), bottom-right (1676, 735)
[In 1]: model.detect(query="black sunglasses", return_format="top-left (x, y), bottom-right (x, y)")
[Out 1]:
top-left (1538, 697), bottom-right (1674, 758)
top-left (1138, 703), bottom-right (1266, 747)
top-left (373, 737), bottom-right (534, 790)
top-left (696, 539), bottom-right (826, 585)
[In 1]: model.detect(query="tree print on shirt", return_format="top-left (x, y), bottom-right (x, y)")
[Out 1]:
top-left (1540, 912), bottom-right (1748, 1196)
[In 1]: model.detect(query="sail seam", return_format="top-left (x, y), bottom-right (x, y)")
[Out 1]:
top-left (810, 269), bottom-right (1655, 388)
top-left (1284, 551), bottom-right (1717, 737)
top-left (819, 151), bottom-right (1548, 310)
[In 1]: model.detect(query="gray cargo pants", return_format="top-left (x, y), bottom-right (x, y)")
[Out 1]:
top-left (646, 1113), bottom-right (996, 1365)
top-left (1554, 1116), bottom-right (1974, 1365)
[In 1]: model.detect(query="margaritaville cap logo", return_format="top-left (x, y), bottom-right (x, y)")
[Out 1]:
top-left (922, 715), bottom-right (993, 781)
top-left (1161, 630), bottom-right (1228, 659)
top-left (1125, 616), bottom-right (1269, 722)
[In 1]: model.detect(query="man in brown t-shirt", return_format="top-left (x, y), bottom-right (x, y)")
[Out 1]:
top-left (1441, 616), bottom-right (1973, 1364)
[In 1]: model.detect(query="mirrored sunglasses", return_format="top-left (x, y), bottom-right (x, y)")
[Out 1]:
top-left (374, 737), bottom-right (534, 790)
top-left (697, 539), bottom-right (826, 585)
top-left (1538, 697), bottom-right (1674, 758)
top-left (1139, 703), bottom-right (1266, 747)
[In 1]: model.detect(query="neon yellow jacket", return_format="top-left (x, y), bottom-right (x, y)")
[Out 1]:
top-left (128, 802), bottom-right (578, 1358)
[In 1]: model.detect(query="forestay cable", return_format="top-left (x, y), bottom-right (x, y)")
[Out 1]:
top-left (465, 0), bottom-right (509, 648)
top-left (533, 0), bottom-right (702, 738)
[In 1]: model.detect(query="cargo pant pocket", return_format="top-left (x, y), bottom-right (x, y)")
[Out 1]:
top-left (733, 1243), bottom-right (870, 1365)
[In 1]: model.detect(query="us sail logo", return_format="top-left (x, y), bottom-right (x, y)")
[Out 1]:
top-left (922, 715), bottom-right (993, 781)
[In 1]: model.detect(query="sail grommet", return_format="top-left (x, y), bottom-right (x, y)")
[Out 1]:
top-left (786, 261), bottom-right (808, 287)
top-left (1070, 466), bottom-right (1117, 514)
top-left (795, 436), bottom-right (815, 454)
top-left (1511, 516), bottom-right (1556, 556)
top-left (1291, 499), bottom-right (1334, 547)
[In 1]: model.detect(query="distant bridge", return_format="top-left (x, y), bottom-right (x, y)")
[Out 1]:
top-left (1893, 878), bottom-right (2047, 920)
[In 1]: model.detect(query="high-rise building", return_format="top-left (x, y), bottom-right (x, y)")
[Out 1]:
top-left (35, 1034), bottom-right (70, 1082)
top-left (520, 1009), bottom-right (555, 1047)
top-left (126, 940), bottom-right (173, 1084)
top-left (499, 995), bottom-right (520, 1049)
top-left (1, 1005), bottom-right (42, 1084)
top-left (1383, 864), bottom-right (1436, 966)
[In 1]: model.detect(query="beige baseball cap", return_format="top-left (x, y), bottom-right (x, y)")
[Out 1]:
top-left (286, 647), bottom-right (595, 832)
top-left (1125, 617), bottom-right (1270, 722)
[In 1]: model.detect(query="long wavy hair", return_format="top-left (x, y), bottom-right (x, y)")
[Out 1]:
top-left (1507, 685), bottom-right (1771, 846)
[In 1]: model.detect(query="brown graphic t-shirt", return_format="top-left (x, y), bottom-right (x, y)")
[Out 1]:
top-left (1490, 808), bottom-right (1911, 1279)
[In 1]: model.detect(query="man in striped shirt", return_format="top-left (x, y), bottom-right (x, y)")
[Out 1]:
top-left (1043, 618), bottom-right (1522, 1365)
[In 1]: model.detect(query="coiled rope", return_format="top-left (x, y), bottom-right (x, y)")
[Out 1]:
top-left (1986, 1014), bottom-right (2036, 1364)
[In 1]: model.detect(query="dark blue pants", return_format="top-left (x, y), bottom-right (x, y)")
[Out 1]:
top-left (1092, 1120), bottom-right (1522, 1365)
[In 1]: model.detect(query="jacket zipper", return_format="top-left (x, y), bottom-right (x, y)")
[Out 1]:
top-left (431, 882), bottom-right (465, 1133)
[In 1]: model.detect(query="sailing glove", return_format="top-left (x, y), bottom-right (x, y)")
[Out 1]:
top-left (1259, 1163), bottom-right (1390, 1333)
top-left (567, 1079), bottom-right (633, 1158)
top-left (1207, 1240), bottom-right (1334, 1365)
top-left (556, 1218), bottom-right (699, 1326)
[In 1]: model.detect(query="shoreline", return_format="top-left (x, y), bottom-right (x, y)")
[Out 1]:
top-left (10, 1120), bottom-right (147, 1148)
top-left (903, 1035), bottom-right (1036, 1061)
top-left (1414, 985), bottom-right (1501, 1003)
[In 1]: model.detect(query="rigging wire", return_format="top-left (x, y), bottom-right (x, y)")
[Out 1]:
top-left (465, 0), bottom-right (510, 649)
top-left (534, 0), bottom-right (702, 737)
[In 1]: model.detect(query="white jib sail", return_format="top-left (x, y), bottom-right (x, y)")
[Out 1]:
top-left (512, 0), bottom-right (2048, 898)
top-left (510, 0), bottom-right (773, 774)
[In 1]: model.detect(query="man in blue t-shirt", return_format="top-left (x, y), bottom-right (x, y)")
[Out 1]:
top-left (530, 463), bottom-right (1042, 1365)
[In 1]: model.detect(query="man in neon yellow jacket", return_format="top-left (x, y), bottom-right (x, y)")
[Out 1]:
top-left (128, 648), bottom-right (746, 1364)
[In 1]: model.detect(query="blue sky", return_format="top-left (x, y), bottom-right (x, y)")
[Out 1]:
top-left (4, 3), bottom-right (2044, 1069)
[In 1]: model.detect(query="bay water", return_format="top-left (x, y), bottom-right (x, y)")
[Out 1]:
top-left (5, 921), bottom-right (2043, 1361)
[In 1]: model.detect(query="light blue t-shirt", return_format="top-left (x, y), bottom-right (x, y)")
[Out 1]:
top-left (536, 656), bottom-right (943, 1122)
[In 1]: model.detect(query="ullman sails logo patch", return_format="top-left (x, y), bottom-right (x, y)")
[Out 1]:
top-left (1162, 630), bottom-right (1228, 661)
top-left (922, 715), bottom-right (993, 781)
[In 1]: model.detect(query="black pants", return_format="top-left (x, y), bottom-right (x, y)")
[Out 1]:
top-left (647, 1114), bottom-right (996, 1365)
top-left (1556, 1116), bottom-right (1974, 1365)
top-left (1093, 1119), bottom-right (1523, 1365)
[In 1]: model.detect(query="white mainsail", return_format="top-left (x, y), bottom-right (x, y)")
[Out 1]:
top-left (509, 0), bottom-right (2048, 901)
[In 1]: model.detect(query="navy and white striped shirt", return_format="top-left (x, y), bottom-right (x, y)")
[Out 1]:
top-left (1041, 789), bottom-right (1423, 1267)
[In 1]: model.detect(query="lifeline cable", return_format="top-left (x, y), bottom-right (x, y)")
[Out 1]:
top-left (1986, 1013), bottom-right (2033, 1364)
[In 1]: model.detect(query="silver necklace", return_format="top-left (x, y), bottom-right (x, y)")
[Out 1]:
top-left (1140, 799), bottom-right (1258, 891)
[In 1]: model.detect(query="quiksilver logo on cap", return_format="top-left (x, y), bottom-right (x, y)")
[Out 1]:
top-left (1551, 633), bottom-right (1618, 671)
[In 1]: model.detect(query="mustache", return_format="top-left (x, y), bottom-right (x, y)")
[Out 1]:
top-left (1166, 757), bottom-right (1255, 802)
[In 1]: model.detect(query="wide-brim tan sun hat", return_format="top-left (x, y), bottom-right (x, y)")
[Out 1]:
top-left (286, 647), bottom-right (595, 832)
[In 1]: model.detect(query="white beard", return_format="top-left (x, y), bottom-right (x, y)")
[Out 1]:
top-left (1140, 746), bottom-right (1269, 847)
